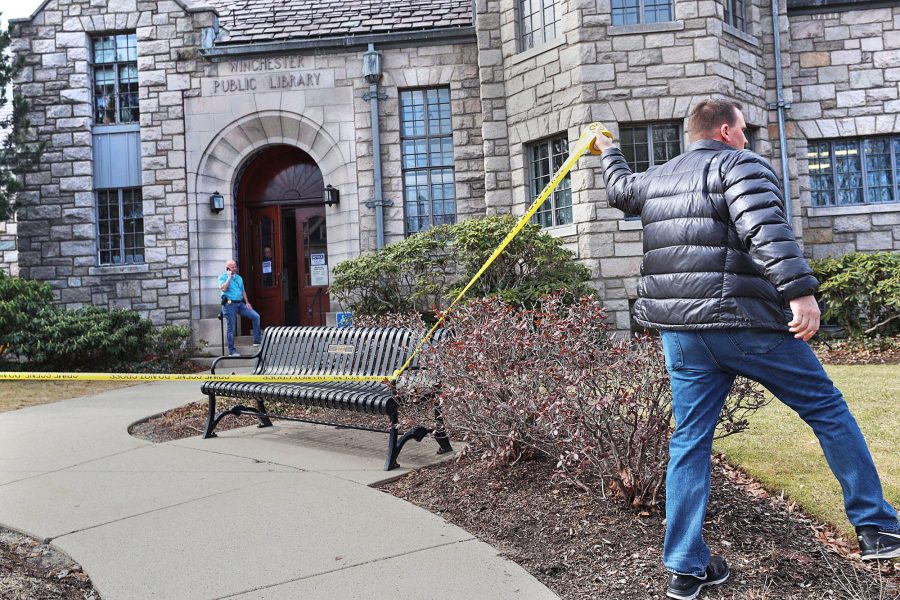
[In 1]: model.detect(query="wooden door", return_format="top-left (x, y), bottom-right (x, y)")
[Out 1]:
top-left (296, 207), bottom-right (329, 326)
top-left (247, 205), bottom-right (283, 329)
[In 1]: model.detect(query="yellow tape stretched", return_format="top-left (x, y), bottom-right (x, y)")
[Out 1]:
top-left (390, 122), bottom-right (611, 380)
top-left (0, 371), bottom-right (390, 383)
top-left (0, 123), bottom-right (611, 385)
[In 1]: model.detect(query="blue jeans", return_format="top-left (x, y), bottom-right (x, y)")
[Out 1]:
top-left (660, 328), bottom-right (898, 576)
top-left (222, 301), bottom-right (261, 354)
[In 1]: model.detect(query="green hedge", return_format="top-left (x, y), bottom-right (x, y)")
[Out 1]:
top-left (0, 270), bottom-right (195, 371)
top-left (331, 215), bottom-right (592, 317)
top-left (811, 251), bottom-right (900, 337)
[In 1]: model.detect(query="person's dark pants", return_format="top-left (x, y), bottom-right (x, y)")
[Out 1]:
top-left (222, 302), bottom-right (261, 354)
top-left (660, 328), bottom-right (899, 575)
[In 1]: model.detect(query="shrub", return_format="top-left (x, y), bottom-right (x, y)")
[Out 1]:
top-left (0, 269), bottom-right (53, 357)
top-left (425, 295), bottom-right (768, 510)
top-left (811, 251), bottom-right (900, 337)
top-left (331, 215), bottom-right (592, 317)
top-left (0, 271), bottom-right (197, 372)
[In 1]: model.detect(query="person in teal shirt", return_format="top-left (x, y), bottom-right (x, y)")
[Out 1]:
top-left (218, 259), bottom-right (261, 356)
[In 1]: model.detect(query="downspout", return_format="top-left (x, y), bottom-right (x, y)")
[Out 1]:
top-left (770, 0), bottom-right (792, 224)
top-left (363, 43), bottom-right (387, 249)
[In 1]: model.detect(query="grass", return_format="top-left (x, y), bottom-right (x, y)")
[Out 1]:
top-left (715, 364), bottom-right (900, 539)
top-left (0, 380), bottom-right (141, 413)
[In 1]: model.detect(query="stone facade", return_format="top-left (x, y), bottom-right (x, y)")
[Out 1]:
top-left (0, 217), bottom-right (16, 276)
top-left (6, 0), bottom-right (900, 338)
top-left (789, 4), bottom-right (900, 259)
top-left (11, 0), bottom-right (215, 325)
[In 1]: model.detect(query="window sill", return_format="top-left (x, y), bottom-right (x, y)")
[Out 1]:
top-left (92, 123), bottom-right (141, 134)
top-left (722, 23), bottom-right (760, 47)
top-left (510, 37), bottom-right (567, 66)
top-left (89, 263), bottom-right (150, 276)
top-left (618, 219), bottom-right (644, 230)
top-left (806, 203), bottom-right (900, 218)
top-left (607, 21), bottom-right (684, 36)
top-left (542, 223), bottom-right (577, 238)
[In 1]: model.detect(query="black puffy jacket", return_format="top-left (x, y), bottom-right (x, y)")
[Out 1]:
top-left (600, 139), bottom-right (819, 331)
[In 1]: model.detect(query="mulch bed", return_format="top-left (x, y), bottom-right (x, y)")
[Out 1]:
top-left (0, 527), bottom-right (98, 600)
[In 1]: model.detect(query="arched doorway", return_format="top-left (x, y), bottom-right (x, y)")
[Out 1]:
top-left (236, 145), bottom-right (329, 328)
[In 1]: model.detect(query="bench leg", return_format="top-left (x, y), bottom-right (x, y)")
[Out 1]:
top-left (255, 399), bottom-right (274, 428)
top-left (203, 394), bottom-right (218, 439)
top-left (385, 417), bottom-right (400, 471)
top-left (433, 402), bottom-right (453, 455)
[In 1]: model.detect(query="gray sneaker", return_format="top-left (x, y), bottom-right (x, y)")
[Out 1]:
top-left (857, 526), bottom-right (900, 560)
top-left (229, 351), bottom-right (241, 357)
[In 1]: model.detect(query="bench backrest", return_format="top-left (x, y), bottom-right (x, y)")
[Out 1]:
top-left (255, 326), bottom-right (444, 380)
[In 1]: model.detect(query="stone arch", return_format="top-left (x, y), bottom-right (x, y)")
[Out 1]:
top-left (189, 110), bottom-right (357, 339)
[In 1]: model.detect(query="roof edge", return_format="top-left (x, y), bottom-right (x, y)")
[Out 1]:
top-left (10, 0), bottom-right (217, 24)
top-left (201, 26), bottom-right (477, 59)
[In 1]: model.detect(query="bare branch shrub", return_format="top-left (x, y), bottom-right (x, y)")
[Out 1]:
top-left (424, 294), bottom-right (769, 510)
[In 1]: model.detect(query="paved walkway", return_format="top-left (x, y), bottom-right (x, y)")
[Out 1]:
top-left (0, 380), bottom-right (559, 599)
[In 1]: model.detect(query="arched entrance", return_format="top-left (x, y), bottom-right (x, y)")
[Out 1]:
top-left (236, 145), bottom-right (329, 328)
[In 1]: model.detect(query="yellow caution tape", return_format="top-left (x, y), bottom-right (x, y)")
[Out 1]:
top-left (0, 371), bottom-right (391, 383)
top-left (0, 123), bottom-right (612, 385)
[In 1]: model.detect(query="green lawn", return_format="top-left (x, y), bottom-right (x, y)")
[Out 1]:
top-left (714, 364), bottom-right (900, 539)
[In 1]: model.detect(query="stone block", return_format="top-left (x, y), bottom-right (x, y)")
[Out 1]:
top-left (849, 69), bottom-right (885, 88)
top-left (800, 52), bottom-right (830, 68)
top-left (833, 214), bottom-right (872, 233)
top-left (600, 256), bottom-right (642, 278)
top-left (802, 83), bottom-right (834, 101)
top-left (856, 230), bottom-right (893, 251)
top-left (874, 51), bottom-right (900, 69)
top-left (836, 90), bottom-right (866, 107)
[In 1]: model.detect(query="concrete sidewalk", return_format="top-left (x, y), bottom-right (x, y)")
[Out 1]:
top-left (0, 380), bottom-right (559, 599)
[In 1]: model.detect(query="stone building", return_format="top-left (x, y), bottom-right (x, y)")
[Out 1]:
top-left (5, 0), bottom-right (899, 340)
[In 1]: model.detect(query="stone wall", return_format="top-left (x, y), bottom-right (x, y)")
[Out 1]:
top-left (12, 0), bottom-right (214, 325)
top-left (0, 217), bottom-right (16, 276)
top-left (789, 4), bottom-right (900, 258)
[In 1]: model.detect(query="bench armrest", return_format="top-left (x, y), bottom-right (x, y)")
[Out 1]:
top-left (210, 351), bottom-right (261, 374)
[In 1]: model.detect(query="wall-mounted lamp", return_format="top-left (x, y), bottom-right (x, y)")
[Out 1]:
top-left (362, 48), bottom-right (382, 84)
top-left (323, 184), bottom-right (340, 207)
top-left (210, 191), bottom-right (225, 213)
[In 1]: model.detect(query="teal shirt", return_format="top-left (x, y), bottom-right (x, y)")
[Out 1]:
top-left (218, 271), bottom-right (245, 302)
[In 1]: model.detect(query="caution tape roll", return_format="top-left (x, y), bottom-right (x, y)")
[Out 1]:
top-left (1, 123), bottom-right (612, 385)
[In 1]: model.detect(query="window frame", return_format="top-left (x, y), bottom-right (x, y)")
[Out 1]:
top-left (611, 0), bottom-right (674, 26)
top-left (96, 187), bottom-right (145, 265)
top-left (724, 0), bottom-right (747, 32)
top-left (527, 133), bottom-right (573, 229)
top-left (518, 0), bottom-right (561, 52)
top-left (91, 32), bottom-right (139, 126)
top-left (399, 87), bottom-right (458, 236)
top-left (807, 136), bottom-right (900, 207)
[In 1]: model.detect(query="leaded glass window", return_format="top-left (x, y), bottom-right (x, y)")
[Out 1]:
top-left (611, 0), bottom-right (673, 26)
top-left (520, 0), bottom-right (560, 51)
top-left (97, 188), bottom-right (144, 265)
top-left (400, 88), bottom-right (457, 234)
top-left (529, 134), bottom-right (572, 228)
top-left (808, 137), bottom-right (899, 206)
top-left (92, 33), bottom-right (139, 125)
top-left (724, 0), bottom-right (747, 32)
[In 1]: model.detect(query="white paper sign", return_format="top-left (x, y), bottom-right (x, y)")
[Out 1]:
top-left (310, 265), bottom-right (329, 286)
top-left (310, 253), bottom-right (326, 266)
top-left (261, 260), bottom-right (272, 274)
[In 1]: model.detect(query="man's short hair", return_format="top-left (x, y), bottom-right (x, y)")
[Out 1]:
top-left (688, 99), bottom-right (742, 138)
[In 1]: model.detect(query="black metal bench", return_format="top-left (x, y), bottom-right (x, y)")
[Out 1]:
top-left (201, 326), bottom-right (452, 470)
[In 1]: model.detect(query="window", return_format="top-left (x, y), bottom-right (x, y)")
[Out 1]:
top-left (724, 0), bottom-right (747, 32)
top-left (807, 137), bottom-right (900, 206)
top-left (97, 188), bottom-right (144, 264)
top-left (611, 0), bottom-right (673, 26)
top-left (400, 88), bottom-right (456, 234)
top-left (519, 0), bottom-right (560, 50)
top-left (619, 122), bottom-right (682, 173)
top-left (618, 122), bottom-right (682, 219)
top-left (92, 33), bottom-right (139, 125)
top-left (529, 134), bottom-right (572, 228)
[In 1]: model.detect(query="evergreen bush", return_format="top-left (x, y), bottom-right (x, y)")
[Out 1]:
top-left (811, 251), bottom-right (900, 337)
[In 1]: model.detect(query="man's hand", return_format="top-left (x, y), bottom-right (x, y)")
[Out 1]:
top-left (591, 130), bottom-right (615, 154)
top-left (788, 295), bottom-right (820, 341)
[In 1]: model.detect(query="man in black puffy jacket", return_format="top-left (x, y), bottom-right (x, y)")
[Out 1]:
top-left (593, 99), bottom-right (899, 600)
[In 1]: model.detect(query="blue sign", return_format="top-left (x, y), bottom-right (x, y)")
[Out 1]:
top-left (335, 312), bottom-right (352, 328)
